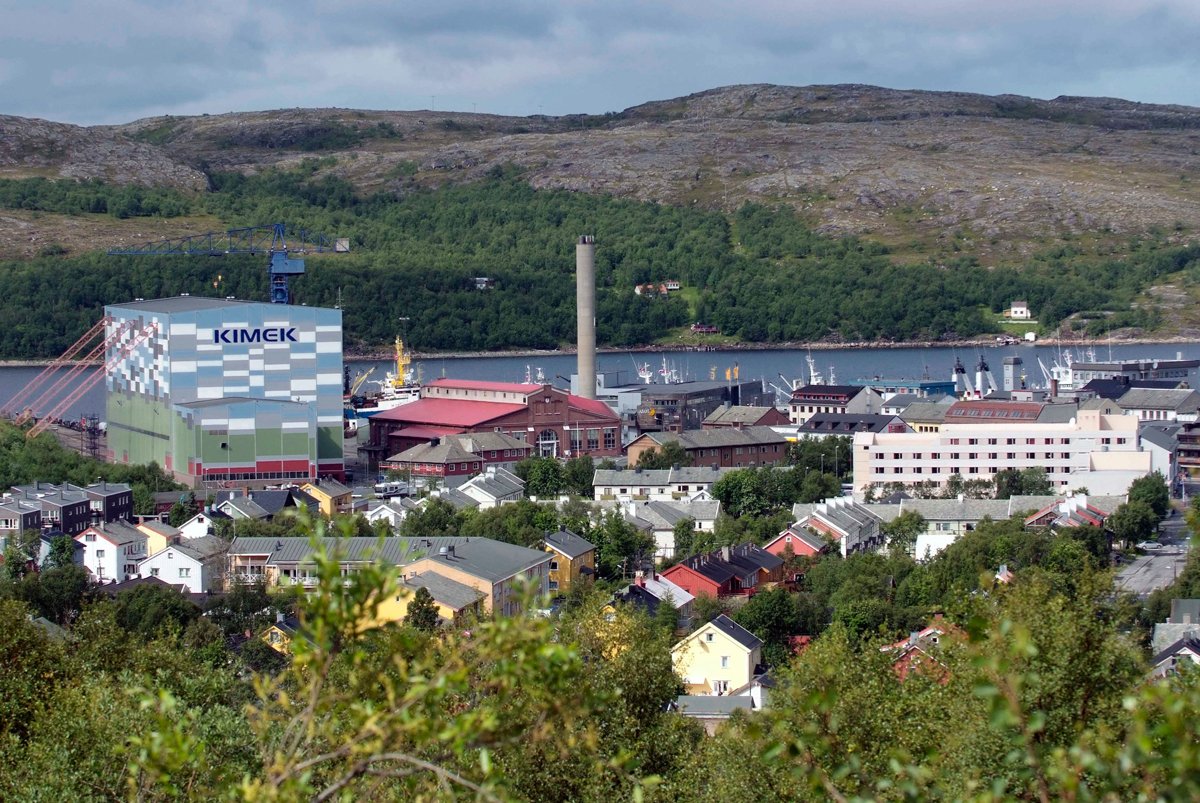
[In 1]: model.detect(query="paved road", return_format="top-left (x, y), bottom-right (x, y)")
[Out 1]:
top-left (1115, 513), bottom-right (1192, 597)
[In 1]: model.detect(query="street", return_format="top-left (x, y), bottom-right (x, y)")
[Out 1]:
top-left (1115, 512), bottom-right (1191, 597)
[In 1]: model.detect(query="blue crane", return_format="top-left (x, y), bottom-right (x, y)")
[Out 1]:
top-left (107, 222), bottom-right (348, 304)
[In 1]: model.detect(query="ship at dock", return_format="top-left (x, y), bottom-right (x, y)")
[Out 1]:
top-left (344, 336), bottom-right (421, 433)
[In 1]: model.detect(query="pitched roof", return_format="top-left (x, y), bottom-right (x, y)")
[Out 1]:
top-left (542, 527), bottom-right (595, 559)
top-left (213, 489), bottom-right (297, 516)
top-left (799, 413), bottom-right (906, 434)
top-left (460, 470), bottom-right (525, 501)
top-left (789, 384), bottom-right (864, 401)
top-left (899, 399), bottom-right (954, 423)
top-left (85, 520), bottom-right (146, 546)
top-left (706, 614), bottom-right (763, 651)
top-left (386, 438), bottom-right (481, 465)
top-left (944, 400), bottom-right (1044, 422)
top-left (674, 694), bottom-right (754, 717)
top-left (219, 496), bottom-right (271, 520)
top-left (415, 539), bottom-right (551, 583)
top-left (642, 426), bottom-right (789, 450)
top-left (1118, 388), bottom-right (1200, 412)
top-left (138, 520), bottom-right (181, 537)
top-left (370, 397), bottom-right (526, 426)
top-left (305, 478), bottom-right (352, 497)
top-left (702, 405), bottom-right (778, 425)
top-left (402, 571), bottom-right (486, 610)
top-left (169, 535), bottom-right (229, 561)
top-left (1152, 636), bottom-right (1200, 667)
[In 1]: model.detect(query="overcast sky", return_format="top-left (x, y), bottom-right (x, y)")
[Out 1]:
top-left (4, 0), bottom-right (1200, 126)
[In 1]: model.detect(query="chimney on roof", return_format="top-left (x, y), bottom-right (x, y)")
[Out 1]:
top-left (635, 570), bottom-right (645, 587)
top-left (276, 611), bottom-right (285, 624)
top-left (721, 545), bottom-right (731, 562)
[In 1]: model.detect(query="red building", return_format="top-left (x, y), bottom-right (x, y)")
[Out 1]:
top-left (660, 543), bottom-right (782, 599)
top-left (362, 379), bottom-right (621, 472)
top-left (380, 432), bottom-right (533, 483)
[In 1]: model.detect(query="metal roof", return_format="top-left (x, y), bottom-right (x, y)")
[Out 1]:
top-left (370, 397), bottom-right (526, 426)
top-left (109, 295), bottom-right (254, 314)
top-left (702, 406), bottom-right (778, 425)
top-left (403, 571), bottom-right (485, 610)
top-left (542, 527), bottom-right (595, 559)
top-left (674, 695), bottom-right (754, 717)
top-left (707, 614), bottom-right (764, 651)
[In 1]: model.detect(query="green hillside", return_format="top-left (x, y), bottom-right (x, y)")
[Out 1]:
top-left (0, 165), bottom-right (1197, 358)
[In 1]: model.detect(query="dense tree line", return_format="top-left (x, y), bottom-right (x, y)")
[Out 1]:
top-left (1, 168), bottom-right (1198, 357)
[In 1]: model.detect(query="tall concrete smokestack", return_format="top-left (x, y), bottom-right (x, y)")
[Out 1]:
top-left (576, 235), bottom-right (596, 400)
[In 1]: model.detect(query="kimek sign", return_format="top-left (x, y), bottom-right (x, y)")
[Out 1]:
top-left (212, 327), bottom-right (298, 344)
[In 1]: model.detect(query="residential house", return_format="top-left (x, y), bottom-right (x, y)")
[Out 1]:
top-left (214, 494), bottom-right (272, 521)
top-left (621, 498), bottom-right (721, 561)
top-left (262, 613), bottom-right (308, 656)
top-left (399, 540), bottom-right (551, 617)
top-left (229, 536), bottom-right (551, 619)
top-left (1151, 637), bottom-right (1200, 679)
top-left (136, 519), bottom-right (183, 555)
top-left (381, 433), bottom-right (532, 489)
top-left (1024, 495), bottom-right (1112, 530)
top-left (300, 478), bottom-right (353, 517)
top-left (879, 393), bottom-right (930, 417)
top-left (541, 526), bottom-right (596, 592)
top-left (1151, 599), bottom-right (1200, 654)
top-left (67, 481), bottom-right (134, 524)
top-left (881, 616), bottom-right (958, 682)
top-left (178, 510), bottom-right (218, 540)
top-left (788, 385), bottom-right (884, 426)
top-left (364, 497), bottom-right (422, 530)
top-left (75, 520), bottom-right (147, 582)
top-left (661, 543), bottom-right (783, 600)
top-left (593, 465), bottom-right (734, 503)
top-left (10, 485), bottom-right (91, 535)
top-left (213, 488), bottom-right (316, 520)
top-left (1005, 301), bottom-right (1031, 319)
top-left (763, 524), bottom-right (829, 561)
top-left (625, 427), bottom-right (790, 469)
top-left (789, 497), bottom-right (885, 557)
top-left (395, 572), bottom-right (486, 625)
top-left (729, 670), bottom-right (775, 711)
top-left (702, 405), bottom-right (790, 430)
top-left (672, 695), bottom-right (754, 735)
top-left (672, 614), bottom-right (763, 696)
top-left (458, 465), bottom-right (525, 508)
top-left (139, 534), bottom-right (228, 594)
top-left (0, 499), bottom-right (42, 538)
top-left (609, 570), bottom-right (695, 630)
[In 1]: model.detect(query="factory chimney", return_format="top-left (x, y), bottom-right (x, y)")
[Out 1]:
top-left (576, 235), bottom-right (597, 400)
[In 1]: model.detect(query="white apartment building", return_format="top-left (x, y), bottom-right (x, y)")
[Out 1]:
top-left (852, 402), bottom-right (1150, 496)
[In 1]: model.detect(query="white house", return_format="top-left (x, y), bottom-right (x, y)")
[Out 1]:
top-left (364, 497), bottom-right (422, 530)
top-left (459, 466), bottom-right (525, 509)
top-left (178, 511), bottom-right (218, 540)
top-left (75, 520), bottom-right (147, 582)
top-left (1005, 301), bottom-right (1031, 320)
top-left (593, 466), bottom-right (735, 503)
top-left (139, 535), bottom-right (228, 594)
top-left (620, 498), bottom-right (721, 561)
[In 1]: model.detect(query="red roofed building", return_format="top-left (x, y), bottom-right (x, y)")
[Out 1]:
top-left (362, 380), bottom-right (621, 472)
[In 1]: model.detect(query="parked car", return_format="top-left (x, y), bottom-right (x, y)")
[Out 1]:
top-left (1137, 541), bottom-right (1162, 551)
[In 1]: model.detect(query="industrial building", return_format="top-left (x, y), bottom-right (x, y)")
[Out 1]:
top-left (104, 296), bottom-right (343, 487)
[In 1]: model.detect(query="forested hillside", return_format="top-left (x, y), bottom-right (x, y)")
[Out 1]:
top-left (1, 164), bottom-right (1198, 358)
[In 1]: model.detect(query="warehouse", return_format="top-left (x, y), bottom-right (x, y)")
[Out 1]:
top-left (104, 296), bottom-right (343, 487)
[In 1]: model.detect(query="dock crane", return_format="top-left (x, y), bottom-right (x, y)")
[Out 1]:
top-left (107, 222), bottom-right (349, 304)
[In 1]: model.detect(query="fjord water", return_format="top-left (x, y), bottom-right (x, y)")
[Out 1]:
top-left (3, 342), bottom-right (1199, 423)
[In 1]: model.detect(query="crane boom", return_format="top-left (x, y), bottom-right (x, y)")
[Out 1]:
top-left (107, 223), bottom-right (348, 304)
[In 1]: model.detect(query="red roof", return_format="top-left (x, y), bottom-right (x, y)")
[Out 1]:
top-left (944, 400), bottom-right (1044, 422)
top-left (385, 425), bottom-right (464, 440)
top-left (426, 378), bottom-right (541, 394)
top-left (370, 398), bottom-right (526, 427)
top-left (568, 394), bottom-right (619, 419)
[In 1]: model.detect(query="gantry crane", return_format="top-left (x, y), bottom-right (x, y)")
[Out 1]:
top-left (107, 222), bottom-right (349, 304)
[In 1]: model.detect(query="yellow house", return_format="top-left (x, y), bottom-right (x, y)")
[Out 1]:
top-left (671, 614), bottom-right (762, 696)
top-left (261, 613), bottom-right (308, 655)
top-left (300, 478), bottom-right (353, 518)
top-left (401, 540), bottom-right (551, 617)
top-left (541, 527), bottom-right (596, 593)
top-left (372, 571), bottom-right (486, 628)
top-left (136, 520), bottom-right (182, 556)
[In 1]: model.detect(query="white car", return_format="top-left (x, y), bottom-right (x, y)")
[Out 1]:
top-left (1137, 541), bottom-right (1162, 551)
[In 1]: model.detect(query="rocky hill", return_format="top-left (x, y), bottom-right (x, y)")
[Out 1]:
top-left (5, 83), bottom-right (1200, 264)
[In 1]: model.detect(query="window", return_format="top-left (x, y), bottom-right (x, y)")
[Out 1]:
top-left (705, 632), bottom-right (714, 643)
top-left (1026, 438), bottom-right (1035, 445)
top-left (150, 567), bottom-right (159, 577)
top-left (179, 567), bottom-right (191, 578)
top-left (720, 656), bottom-right (729, 669)
top-left (1007, 453), bottom-right (1015, 459)
top-left (549, 560), bottom-right (559, 571)
top-left (96, 549), bottom-right (105, 559)
top-left (968, 452), bottom-right (978, 460)
top-left (988, 453), bottom-right (997, 460)
top-left (968, 438), bottom-right (978, 445)
top-left (1006, 438), bottom-right (1016, 445)
top-left (604, 429), bottom-right (616, 449)
top-left (548, 580), bottom-right (559, 591)
top-left (85, 533), bottom-right (96, 542)
top-left (713, 680), bottom-right (729, 694)
top-left (988, 438), bottom-right (997, 445)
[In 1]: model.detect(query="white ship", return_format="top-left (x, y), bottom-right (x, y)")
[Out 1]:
top-left (347, 336), bottom-right (422, 420)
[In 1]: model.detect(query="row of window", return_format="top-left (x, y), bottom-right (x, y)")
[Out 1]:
top-left (875, 465), bottom-right (1070, 475)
